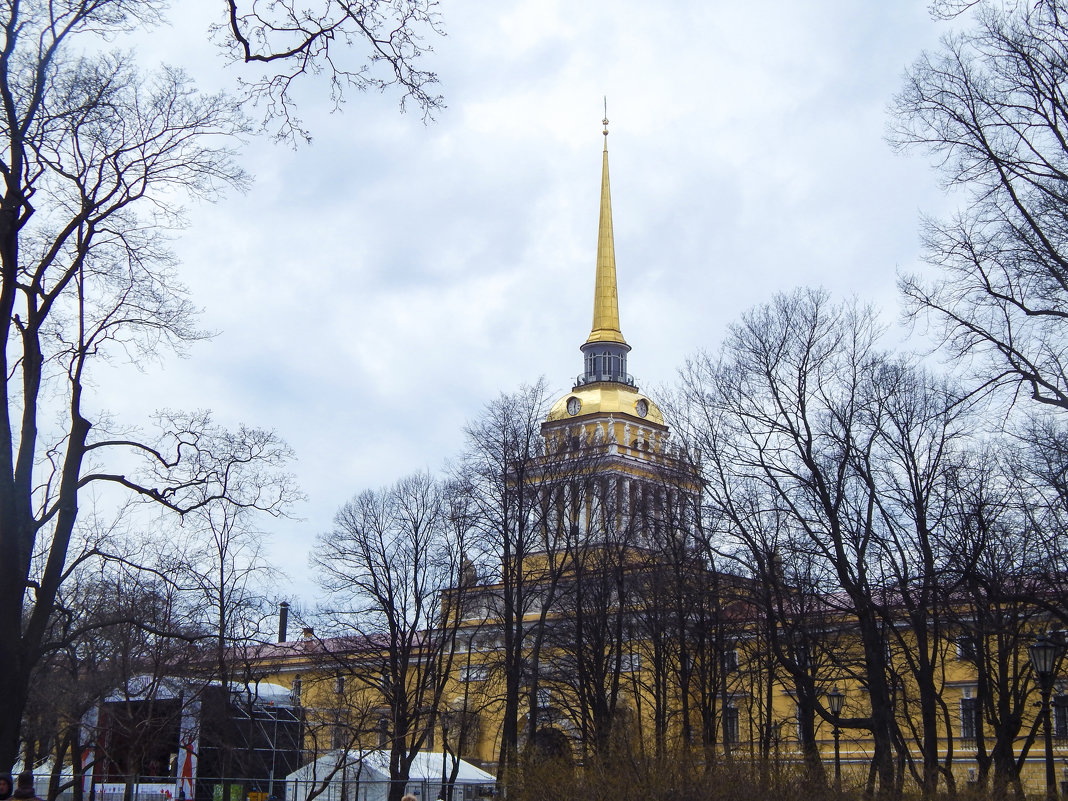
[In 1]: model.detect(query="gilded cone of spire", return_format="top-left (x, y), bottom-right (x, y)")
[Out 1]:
top-left (586, 121), bottom-right (627, 346)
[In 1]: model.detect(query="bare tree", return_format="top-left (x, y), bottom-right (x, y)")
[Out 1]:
top-left (939, 448), bottom-right (1048, 799)
top-left (623, 477), bottom-right (710, 764)
top-left (434, 483), bottom-right (494, 801)
top-left (678, 445), bottom-right (845, 788)
top-left (166, 495), bottom-right (282, 688)
top-left (0, 1), bottom-right (296, 772)
top-left (288, 663), bottom-right (382, 801)
top-left (857, 360), bottom-right (973, 797)
top-left (541, 518), bottom-right (636, 759)
top-left (160, 496), bottom-right (288, 801)
top-left (892, 0), bottom-right (1068, 411)
top-left (218, 0), bottom-right (445, 143)
top-left (450, 380), bottom-right (556, 782)
top-left (1011, 414), bottom-right (1068, 622)
top-left (31, 536), bottom-right (207, 801)
top-left (312, 471), bottom-right (463, 801)
top-left (678, 289), bottom-right (901, 796)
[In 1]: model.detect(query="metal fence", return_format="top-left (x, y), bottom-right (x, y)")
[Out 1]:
top-left (29, 775), bottom-right (494, 801)
top-left (288, 777), bottom-right (495, 801)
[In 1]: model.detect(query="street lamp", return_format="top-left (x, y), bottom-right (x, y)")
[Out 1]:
top-left (828, 685), bottom-right (845, 789)
top-left (1030, 633), bottom-right (1063, 801)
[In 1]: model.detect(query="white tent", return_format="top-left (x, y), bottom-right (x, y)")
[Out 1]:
top-left (286, 751), bottom-right (494, 801)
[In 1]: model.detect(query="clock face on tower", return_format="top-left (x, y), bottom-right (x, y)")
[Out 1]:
top-left (567, 397), bottom-right (582, 416)
top-left (635, 399), bottom-right (649, 418)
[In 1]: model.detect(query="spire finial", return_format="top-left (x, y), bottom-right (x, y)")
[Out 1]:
top-left (602, 97), bottom-right (609, 148)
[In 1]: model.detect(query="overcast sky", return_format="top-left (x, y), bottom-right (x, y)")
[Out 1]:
top-left (92, 0), bottom-right (961, 604)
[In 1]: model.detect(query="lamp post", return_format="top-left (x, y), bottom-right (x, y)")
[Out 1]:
top-left (1030, 633), bottom-right (1062, 801)
top-left (440, 719), bottom-right (449, 801)
top-left (828, 685), bottom-right (845, 790)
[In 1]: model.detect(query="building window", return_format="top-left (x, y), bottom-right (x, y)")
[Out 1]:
top-left (957, 635), bottom-right (978, 661)
top-left (960, 696), bottom-right (980, 740)
top-left (334, 675), bottom-right (345, 695)
top-left (463, 597), bottom-right (487, 621)
top-left (724, 705), bottom-right (739, 745)
top-left (378, 717), bottom-right (390, 748)
top-left (619, 652), bottom-right (641, 673)
top-left (722, 649), bottom-right (738, 674)
top-left (331, 724), bottom-right (347, 750)
top-left (461, 664), bottom-right (488, 683)
top-left (537, 688), bottom-right (552, 710)
top-left (1055, 695), bottom-right (1068, 738)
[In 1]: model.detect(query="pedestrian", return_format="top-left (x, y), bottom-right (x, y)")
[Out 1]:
top-left (0, 774), bottom-right (12, 801)
top-left (11, 773), bottom-right (39, 801)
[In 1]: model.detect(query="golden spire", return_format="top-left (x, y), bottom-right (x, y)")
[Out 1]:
top-left (585, 105), bottom-right (627, 346)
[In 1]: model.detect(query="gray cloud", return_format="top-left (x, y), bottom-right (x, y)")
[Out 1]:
top-left (94, 0), bottom-right (959, 601)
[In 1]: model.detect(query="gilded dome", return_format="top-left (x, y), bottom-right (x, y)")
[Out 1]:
top-left (547, 383), bottom-right (665, 426)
